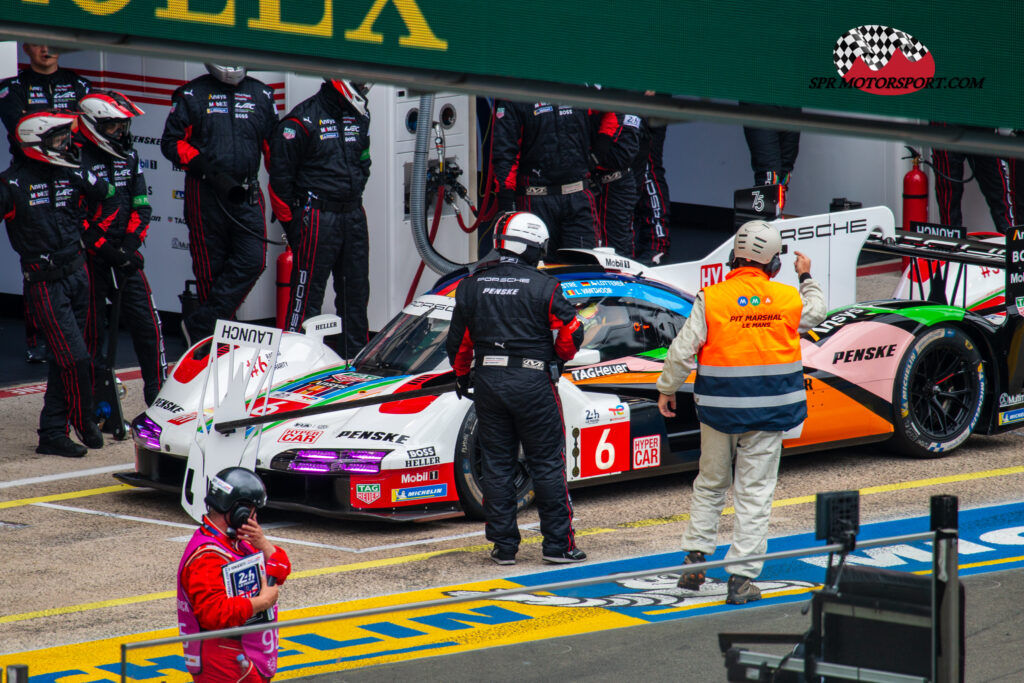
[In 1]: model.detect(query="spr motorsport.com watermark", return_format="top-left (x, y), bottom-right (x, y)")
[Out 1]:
top-left (810, 24), bottom-right (985, 96)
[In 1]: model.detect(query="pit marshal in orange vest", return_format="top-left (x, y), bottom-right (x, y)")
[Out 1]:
top-left (656, 219), bottom-right (826, 606)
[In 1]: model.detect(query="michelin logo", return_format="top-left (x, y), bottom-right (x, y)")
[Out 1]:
top-left (392, 484), bottom-right (447, 502)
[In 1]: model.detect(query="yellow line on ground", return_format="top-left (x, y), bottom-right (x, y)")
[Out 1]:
top-left (0, 484), bottom-right (131, 509)
top-left (4, 465), bottom-right (1024, 623)
top-left (0, 591), bottom-right (174, 625)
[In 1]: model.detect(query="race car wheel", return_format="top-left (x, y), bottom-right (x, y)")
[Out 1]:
top-left (891, 325), bottom-right (985, 458)
top-left (453, 405), bottom-right (535, 520)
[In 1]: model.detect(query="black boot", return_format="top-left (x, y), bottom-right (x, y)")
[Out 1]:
top-left (77, 421), bottom-right (104, 449)
top-left (37, 435), bottom-right (87, 458)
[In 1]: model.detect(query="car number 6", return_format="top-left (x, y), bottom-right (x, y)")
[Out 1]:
top-left (596, 428), bottom-right (615, 470)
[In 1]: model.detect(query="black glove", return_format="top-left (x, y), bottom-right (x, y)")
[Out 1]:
top-left (117, 250), bottom-right (144, 277)
top-left (96, 241), bottom-right (129, 268)
top-left (590, 134), bottom-right (612, 170)
top-left (119, 233), bottom-right (143, 256)
top-left (497, 189), bottom-right (516, 213)
top-left (188, 154), bottom-right (209, 178)
top-left (454, 373), bottom-right (473, 400)
top-left (82, 226), bottom-right (105, 252)
top-left (208, 172), bottom-right (246, 204)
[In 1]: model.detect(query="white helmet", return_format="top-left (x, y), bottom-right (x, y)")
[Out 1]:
top-left (16, 111), bottom-right (80, 167)
top-left (493, 211), bottom-right (549, 256)
top-left (326, 79), bottom-right (370, 117)
top-left (79, 91), bottom-right (144, 160)
top-left (733, 220), bottom-right (782, 263)
top-left (205, 63), bottom-right (247, 86)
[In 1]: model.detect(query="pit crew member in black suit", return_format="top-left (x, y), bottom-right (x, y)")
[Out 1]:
top-left (491, 99), bottom-right (599, 252)
top-left (161, 64), bottom-right (278, 344)
top-left (0, 111), bottom-right (110, 457)
top-left (78, 91), bottom-right (167, 406)
top-left (446, 211), bottom-right (586, 565)
top-left (0, 43), bottom-right (91, 363)
top-left (269, 79), bottom-right (371, 359)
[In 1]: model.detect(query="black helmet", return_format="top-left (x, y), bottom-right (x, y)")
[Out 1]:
top-left (205, 467), bottom-right (267, 536)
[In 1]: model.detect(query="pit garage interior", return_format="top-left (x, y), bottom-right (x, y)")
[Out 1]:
top-left (1, 2), bottom-right (1023, 682)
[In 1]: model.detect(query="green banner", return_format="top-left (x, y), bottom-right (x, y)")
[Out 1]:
top-left (2, 0), bottom-right (1022, 129)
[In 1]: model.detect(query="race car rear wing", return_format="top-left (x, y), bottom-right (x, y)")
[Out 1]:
top-left (647, 206), bottom-right (896, 310)
top-left (863, 229), bottom-right (1022, 313)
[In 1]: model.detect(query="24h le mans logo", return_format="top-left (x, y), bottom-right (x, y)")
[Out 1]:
top-left (833, 25), bottom-right (934, 95)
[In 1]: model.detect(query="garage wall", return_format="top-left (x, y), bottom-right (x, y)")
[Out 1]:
top-left (663, 119), bottom-right (1007, 232)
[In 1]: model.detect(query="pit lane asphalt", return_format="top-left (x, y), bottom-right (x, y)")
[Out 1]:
top-left (2, 271), bottom-right (1023, 678)
top-left (2, 373), bottom-right (1024, 661)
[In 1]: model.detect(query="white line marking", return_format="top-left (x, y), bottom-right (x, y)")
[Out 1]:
top-left (34, 502), bottom-right (358, 551)
top-left (165, 533), bottom-right (360, 552)
top-left (28, 501), bottom-right (538, 555)
top-left (32, 502), bottom-right (195, 529)
top-left (0, 463), bottom-right (133, 490)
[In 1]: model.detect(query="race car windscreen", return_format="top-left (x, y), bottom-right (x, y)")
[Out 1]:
top-left (573, 296), bottom-right (685, 361)
top-left (354, 312), bottom-right (450, 376)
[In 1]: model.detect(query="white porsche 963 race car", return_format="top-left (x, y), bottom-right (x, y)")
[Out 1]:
top-left (116, 206), bottom-right (1024, 521)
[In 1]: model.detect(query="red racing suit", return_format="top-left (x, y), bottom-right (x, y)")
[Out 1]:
top-left (178, 519), bottom-right (291, 682)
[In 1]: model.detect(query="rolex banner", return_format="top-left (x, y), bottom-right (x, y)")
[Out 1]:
top-left (0, 1), bottom-right (1022, 129)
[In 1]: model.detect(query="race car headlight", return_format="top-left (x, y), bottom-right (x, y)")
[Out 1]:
top-left (132, 413), bottom-right (162, 451)
top-left (270, 449), bottom-right (390, 475)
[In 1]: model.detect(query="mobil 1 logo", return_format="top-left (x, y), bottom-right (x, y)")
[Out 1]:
top-left (1008, 228), bottom-right (1024, 316)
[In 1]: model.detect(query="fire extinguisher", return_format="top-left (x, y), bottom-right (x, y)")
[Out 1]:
top-left (276, 245), bottom-right (293, 330)
top-left (903, 153), bottom-right (929, 230)
top-left (902, 147), bottom-right (930, 271)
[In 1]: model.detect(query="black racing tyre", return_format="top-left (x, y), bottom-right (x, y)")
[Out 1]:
top-left (890, 325), bottom-right (985, 458)
top-left (453, 405), bottom-right (535, 520)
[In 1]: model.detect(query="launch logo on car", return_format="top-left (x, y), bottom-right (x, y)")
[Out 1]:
top-left (279, 429), bottom-right (323, 444)
top-left (392, 484), bottom-right (447, 502)
top-left (354, 483), bottom-right (380, 504)
top-left (632, 436), bottom-right (661, 469)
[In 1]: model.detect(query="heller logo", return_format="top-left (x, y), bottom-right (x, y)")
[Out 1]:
top-left (815, 25), bottom-right (985, 96)
top-left (355, 483), bottom-right (380, 505)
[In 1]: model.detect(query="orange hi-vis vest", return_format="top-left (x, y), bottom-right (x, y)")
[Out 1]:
top-left (694, 267), bottom-right (806, 433)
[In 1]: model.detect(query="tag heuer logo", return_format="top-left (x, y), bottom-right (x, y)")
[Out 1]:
top-left (355, 483), bottom-right (380, 504)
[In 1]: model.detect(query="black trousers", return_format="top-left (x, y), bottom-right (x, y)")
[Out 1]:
top-left (183, 176), bottom-right (267, 340)
top-left (85, 260), bottom-right (167, 406)
top-left (518, 189), bottom-right (600, 253)
top-left (25, 265), bottom-right (94, 438)
top-left (597, 174), bottom-right (638, 258)
top-left (474, 365), bottom-right (577, 556)
top-left (743, 126), bottom-right (800, 186)
top-left (632, 163), bottom-right (671, 261)
top-left (932, 149), bottom-right (1015, 232)
top-left (285, 205), bottom-right (369, 359)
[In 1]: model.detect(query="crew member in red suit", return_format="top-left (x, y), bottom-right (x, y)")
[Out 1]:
top-left (178, 467), bottom-right (291, 681)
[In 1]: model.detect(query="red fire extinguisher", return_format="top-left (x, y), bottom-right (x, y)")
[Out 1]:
top-left (902, 154), bottom-right (929, 271)
top-left (276, 245), bottom-right (293, 330)
top-left (903, 156), bottom-right (929, 230)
